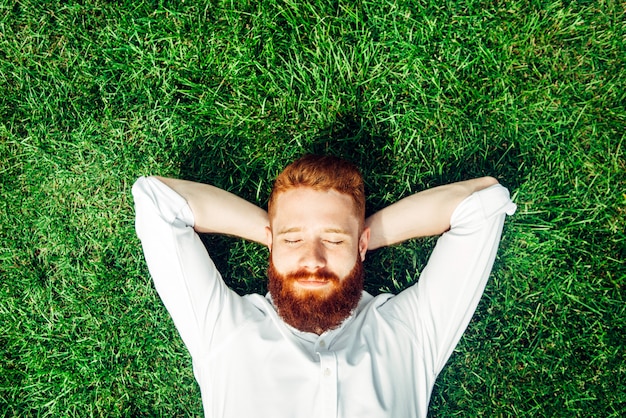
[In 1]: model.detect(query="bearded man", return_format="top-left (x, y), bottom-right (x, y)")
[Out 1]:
top-left (133, 154), bottom-right (516, 417)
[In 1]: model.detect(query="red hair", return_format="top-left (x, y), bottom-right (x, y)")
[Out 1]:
top-left (268, 155), bottom-right (365, 226)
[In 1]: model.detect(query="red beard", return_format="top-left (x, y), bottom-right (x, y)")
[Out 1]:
top-left (267, 256), bottom-right (364, 335)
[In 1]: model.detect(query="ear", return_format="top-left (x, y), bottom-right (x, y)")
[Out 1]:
top-left (358, 227), bottom-right (370, 261)
top-left (265, 226), bottom-right (273, 252)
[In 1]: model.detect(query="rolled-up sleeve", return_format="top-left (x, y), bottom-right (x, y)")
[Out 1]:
top-left (381, 184), bottom-right (516, 375)
top-left (132, 176), bottom-right (251, 359)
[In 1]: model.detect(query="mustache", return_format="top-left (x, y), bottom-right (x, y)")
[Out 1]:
top-left (284, 268), bottom-right (340, 283)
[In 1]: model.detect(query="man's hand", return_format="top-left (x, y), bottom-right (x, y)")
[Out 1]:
top-left (154, 177), bottom-right (269, 245)
top-left (365, 177), bottom-right (499, 250)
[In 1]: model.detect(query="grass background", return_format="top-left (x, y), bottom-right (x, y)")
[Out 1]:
top-left (1, 0), bottom-right (624, 416)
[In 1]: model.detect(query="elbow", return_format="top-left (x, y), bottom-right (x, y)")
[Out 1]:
top-left (473, 176), bottom-right (499, 193)
top-left (483, 176), bottom-right (499, 186)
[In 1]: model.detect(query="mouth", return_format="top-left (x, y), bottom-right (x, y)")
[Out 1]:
top-left (295, 279), bottom-right (332, 289)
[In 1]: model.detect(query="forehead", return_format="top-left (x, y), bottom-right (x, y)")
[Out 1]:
top-left (271, 187), bottom-right (358, 232)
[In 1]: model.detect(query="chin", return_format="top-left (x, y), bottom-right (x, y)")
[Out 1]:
top-left (267, 257), bottom-right (365, 334)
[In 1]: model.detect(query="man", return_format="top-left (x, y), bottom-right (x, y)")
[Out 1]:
top-left (133, 154), bottom-right (516, 417)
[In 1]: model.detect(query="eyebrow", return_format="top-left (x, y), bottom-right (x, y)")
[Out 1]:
top-left (277, 227), bottom-right (350, 236)
top-left (322, 228), bottom-right (350, 235)
top-left (277, 227), bottom-right (302, 235)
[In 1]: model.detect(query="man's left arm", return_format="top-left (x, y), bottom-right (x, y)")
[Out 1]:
top-left (368, 177), bottom-right (516, 374)
top-left (365, 176), bottom-right (499, 249)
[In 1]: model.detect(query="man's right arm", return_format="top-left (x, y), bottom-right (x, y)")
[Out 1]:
top-left (132, 176), bottom-right (265, 359)
top-left (154, 176), bottom-right (269, 245)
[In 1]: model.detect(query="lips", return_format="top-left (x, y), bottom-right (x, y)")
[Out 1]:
top-left (288, 268), bottom-right (340, 283)
top-left (296, 279), bottom-right (331, 288)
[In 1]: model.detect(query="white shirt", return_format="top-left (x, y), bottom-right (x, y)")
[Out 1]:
top-left (133, 177), bottom-right (516, 418)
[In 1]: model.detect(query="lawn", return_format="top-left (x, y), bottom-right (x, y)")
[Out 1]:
top-left (1, 0), bottom-right (624, 416)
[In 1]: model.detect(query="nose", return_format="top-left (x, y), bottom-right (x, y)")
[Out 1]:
top-left (299, 241), bottom-right (326, 271)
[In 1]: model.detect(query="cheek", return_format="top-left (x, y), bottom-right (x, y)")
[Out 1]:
top-left (327, 252), bottom-right (358, 276)
top-left (270, 247), bottom-right (297, 272)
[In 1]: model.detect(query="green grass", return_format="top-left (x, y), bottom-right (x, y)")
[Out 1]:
top-left (1, 0), bottom-right (624, 416)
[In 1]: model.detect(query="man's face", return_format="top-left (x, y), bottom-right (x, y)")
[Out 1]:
top-left (266, 187), bottom-right (370, 333)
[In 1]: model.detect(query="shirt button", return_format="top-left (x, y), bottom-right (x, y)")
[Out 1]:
top-left (319, 340), bottom-right (326, 348)
top-left (324, 368), bottom-right (332, 377)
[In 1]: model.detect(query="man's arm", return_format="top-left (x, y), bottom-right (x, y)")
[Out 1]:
top-left (375, 178), bottom-right (516, 375)
top-left (365, 176), bottom-right (499, 250)
top-left (154, 176), bottom-right (269, 245)
top-left (132, 176), bottom-right (265, 359)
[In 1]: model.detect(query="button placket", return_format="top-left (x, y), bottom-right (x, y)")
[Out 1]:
top-left (317, 351), bottom-right (338, 417)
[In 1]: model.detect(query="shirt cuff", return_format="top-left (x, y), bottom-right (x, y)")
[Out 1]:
top-left (132, 176), bottom-right (195, 228)
top-left (450, 184), bottom-right (517, 228)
